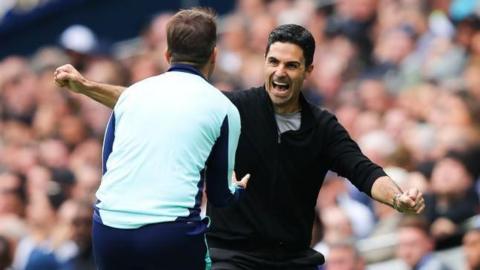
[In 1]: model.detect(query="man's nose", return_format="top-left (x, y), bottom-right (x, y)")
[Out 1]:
top-left (274, 65), bottom-right (287, 77)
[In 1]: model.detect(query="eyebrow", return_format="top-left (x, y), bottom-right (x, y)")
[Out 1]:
top-left (267, 57), bottom-right (301, 66)
top-left (286, 61), bottom-right (301, 66)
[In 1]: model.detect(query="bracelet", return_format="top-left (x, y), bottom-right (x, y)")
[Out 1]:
top-left (392, 193), bottom-right (403, 212)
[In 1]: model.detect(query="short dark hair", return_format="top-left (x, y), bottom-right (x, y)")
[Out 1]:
top-left (265, 24), bottom-right (316, 67)
top-left (166, 8), bottom-right (217, 69)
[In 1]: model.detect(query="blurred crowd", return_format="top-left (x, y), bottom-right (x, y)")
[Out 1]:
top-left (1, 0), bottom-right (480, 269)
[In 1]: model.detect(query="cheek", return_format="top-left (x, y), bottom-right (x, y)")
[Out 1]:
top-left (293, 74), bottom-right (305, 85)
top-left (265, 71), bottom-right (275, 81)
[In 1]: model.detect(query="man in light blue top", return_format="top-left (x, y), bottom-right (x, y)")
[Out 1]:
top-left (55, 8), bottom-right (248, 270)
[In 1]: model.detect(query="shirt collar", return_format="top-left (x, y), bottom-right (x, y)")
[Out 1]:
top-left (167, 64), bottom-right (206, 80)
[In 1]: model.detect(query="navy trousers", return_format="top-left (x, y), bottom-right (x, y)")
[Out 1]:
top-left (92, 219), bottom-right (209, 270)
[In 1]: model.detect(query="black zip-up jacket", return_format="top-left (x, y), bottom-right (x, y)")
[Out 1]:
top-left (207, 86), bottom-right (386, 251)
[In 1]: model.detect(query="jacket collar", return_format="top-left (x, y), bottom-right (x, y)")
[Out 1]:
top-left (258, 86), bottom-right (315, 132)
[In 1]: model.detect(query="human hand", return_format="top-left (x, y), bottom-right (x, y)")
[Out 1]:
top-left (54, 64), bottom-right (88, 93)
top-left (393, 188), bottom-right (425, 214)
top-left (232, 171), bottom-right (250, 189)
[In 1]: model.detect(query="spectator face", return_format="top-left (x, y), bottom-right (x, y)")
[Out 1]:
top-left (71, 204), bottom-right (92, 250)
top-left (396, 227), bottom-right (433, 268)
top-left (0, 173), bottom-right (23, 217)
top-left (431, 158), bottom-right (472, 196)
top-left (143, 13), bottom-right (173, 50)
top-left (358, 79), bottom-right (389, 114)
top-left (463, 230), bottom-right (480, 270)
top-left (249, 14), bottom-right (275, 53)
top-left (463, 65), bottom-right (480, 101)
top-left (25, 165), bottom-right (52, 196)
top-left (428, 92), bottom-right (472, 128)
top-left (326, 245), bottom-right (364, 270)
top-left (0, 57), bottom-right (37, 119)
top-left (72, 166), bottom-right (100, 202)
top-left (128, 53), bottom-right (163, 83)
top-left (264, 42), bottom-right (313, 112)
top-left (38, 139), bottom-right (69, 168)
top-left (58, 200), bottom-right (93, 251)
top-left (321, 206), bottom-right (353, 243)
top-left (58, 115), bottom-right (88, 147)
top-left (350, 0), bottom-right (377, 21)
top-left (220, 15), bottom-right (248, 52)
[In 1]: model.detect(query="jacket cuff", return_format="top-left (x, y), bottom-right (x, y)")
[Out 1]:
top-left (364, 169), bottom-right (388, 197)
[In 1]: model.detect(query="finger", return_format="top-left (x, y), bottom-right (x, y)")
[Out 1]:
top-left (240, 173), bottom-right (250, 184)
top-left (55, 72), bottom-right (74, 82)
top-left (57, 64), bottom-right (74, 72)
top-left (238, 174), bottom-right (250, 188)
top-left (55, 65), bottom-right (76, 77)
top-left (414, 200), bottom-right (424, 211)
top-left (407, 188), bottom-right (419, 200)
top-left (54, 80), bottom-right (65, 88)
top-left (416, 204), bottom-right (425, 214)
top-left (415, 191), bottom-right (423, 202)
top-left (400, 195), bottom-right (416, 208)
top-left (55, 66), bottom-right (69, 75)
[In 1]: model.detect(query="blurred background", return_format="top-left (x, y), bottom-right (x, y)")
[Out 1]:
top-left (0, 0), bottom-right (479, 269)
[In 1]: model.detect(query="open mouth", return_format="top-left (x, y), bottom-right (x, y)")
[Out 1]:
top-left (272, 80), bottom-right (290, 92)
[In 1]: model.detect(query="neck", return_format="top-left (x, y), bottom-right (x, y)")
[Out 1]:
top-left (171, 61), bottom-right (210, 78)
top-left (199, 64), bottom-right (211, 79)
top-left (274, 105), bottom-right (300, 114)
top-left (273, 99), bottom-right (301, 114)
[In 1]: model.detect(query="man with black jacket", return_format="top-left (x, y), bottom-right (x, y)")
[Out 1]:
top-left (54, 23), bottom-right (425, 269)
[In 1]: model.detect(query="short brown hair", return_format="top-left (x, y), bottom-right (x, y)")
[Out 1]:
top-left (166, 8), bottom-right (217, 69)
top-left (398, 216), bottom-right (431, 236)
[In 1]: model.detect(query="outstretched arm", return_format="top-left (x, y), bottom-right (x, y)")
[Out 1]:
top-left (371, 176), bottom-right (425, 214)
top-left (54, 64), bottom-right (125, 109)
top-left (205, 112), bottom-right (249, 207)
top-left (323, 113), bottom-right (425, 214)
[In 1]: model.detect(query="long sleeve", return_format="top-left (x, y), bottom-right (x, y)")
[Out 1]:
top-left (324, 114), bottom-right (386, 197)
top-left (205, 108), bottom-right (242, 207)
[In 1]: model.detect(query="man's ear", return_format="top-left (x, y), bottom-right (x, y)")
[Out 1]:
top-left (305, 64), bottom-right (314, 78)
top-left (164, 49), bottom-right (172, 64)
top-left (210, 47), bottom-right (218, 65)
top-left (306, 64), bottom-right (314, 74)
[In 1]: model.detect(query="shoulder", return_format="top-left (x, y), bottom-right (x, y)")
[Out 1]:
top-left (224, 86), bottom-right (265, 105)
top-left (305, 101), bottom-right (337, 125)
top-left (121, 74), bottom-right (165, 97)
top-left (115, 75), bottom-right (164, 107)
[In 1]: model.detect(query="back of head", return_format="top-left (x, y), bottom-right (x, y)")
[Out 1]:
top-left (166, 8), bottom-right (217, 69)
top-left (265, 24), bottom-right (316, 67)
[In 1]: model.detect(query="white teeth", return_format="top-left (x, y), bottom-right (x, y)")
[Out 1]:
top-left (273, 81), bottom-right (288, 86)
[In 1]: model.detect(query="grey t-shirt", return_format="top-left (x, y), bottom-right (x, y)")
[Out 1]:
top-left (275, 111), bottom-right (301, 134)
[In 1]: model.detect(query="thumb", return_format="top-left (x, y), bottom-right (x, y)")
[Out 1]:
top-left (238, 173), bottom-right (250, 188)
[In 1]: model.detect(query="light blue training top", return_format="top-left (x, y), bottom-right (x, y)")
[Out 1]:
top-left (94, 64), bottom-right (242, 229)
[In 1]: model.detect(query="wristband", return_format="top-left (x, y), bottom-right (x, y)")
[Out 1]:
top-left (393, 193), bottom-right (403, 212)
